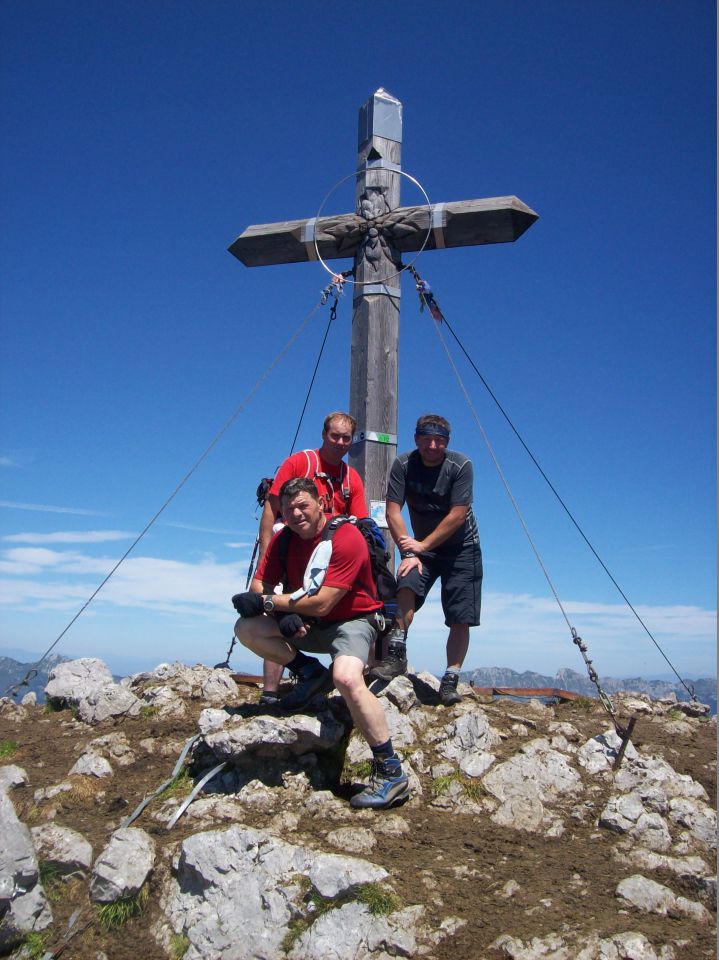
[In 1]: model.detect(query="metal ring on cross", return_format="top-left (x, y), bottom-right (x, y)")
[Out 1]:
top-left (313, 168), bottom-right (433, 285)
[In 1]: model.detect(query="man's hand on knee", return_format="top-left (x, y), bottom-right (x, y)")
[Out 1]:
top-left (232, 591), bottom-right (264, 618)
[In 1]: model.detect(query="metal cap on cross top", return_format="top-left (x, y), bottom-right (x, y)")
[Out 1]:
top-left (228, 89), bottom-right (538, 522)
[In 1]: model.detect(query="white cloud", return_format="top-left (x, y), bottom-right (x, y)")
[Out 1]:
top-left (0, 544), bottom-right (714, 679)
top-left (0, 500), bottom-right (107, 516)
top-left (3, 531), bottom-right (134, 545)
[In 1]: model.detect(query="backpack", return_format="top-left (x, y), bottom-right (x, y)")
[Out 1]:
top-left (277, 516), bottom-right (398, 636)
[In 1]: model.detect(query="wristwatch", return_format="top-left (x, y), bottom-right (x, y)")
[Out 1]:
top-left (262, 595), bottom-right (276, 614)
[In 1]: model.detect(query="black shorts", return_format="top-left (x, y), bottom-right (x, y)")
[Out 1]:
top-left (396, 541), bottom-right (482, 627)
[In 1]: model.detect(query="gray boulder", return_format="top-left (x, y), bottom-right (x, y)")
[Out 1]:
top-left (30, 823), bottom-right (93, 877)
top-left (0, 765), bottom-right (28, 794)
top-left (0, 792), bottom-right (52, 950)
top-left (90, 827), bottom-right (156, 903)
top-left (44, 657), bottom-right (113, 703)
top-left (76, 683), bottom-right (141, 724)
top-left (203, 711), bottom-right (346, 763)
top-left (165, 825), bottom-right (389, 960)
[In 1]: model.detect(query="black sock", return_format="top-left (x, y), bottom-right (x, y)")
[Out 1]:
top-left (371, 738), bottom-right (395, 762)
top-left (286, 650), bottom-right (315, 674)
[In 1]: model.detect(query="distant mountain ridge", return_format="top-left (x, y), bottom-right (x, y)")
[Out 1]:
top-left (0, 654), bottom-right (71, 702)
top-left (461, 665), bottom-right (717, 714)
top-left (1, 656), bottom-right (715, 715)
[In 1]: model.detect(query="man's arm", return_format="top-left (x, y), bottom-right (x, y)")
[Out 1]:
top-left (386, 499), bottom-right (422, 579)
top-left (398, 504), bottom-right (468, 555)
top-left (258, 493), bottom-right (281, 563)
top-left (251, 575), bottom-right (348, 618)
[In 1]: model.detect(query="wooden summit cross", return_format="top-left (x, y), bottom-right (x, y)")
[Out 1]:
top-left (229, 88), bottom-right (537, 524)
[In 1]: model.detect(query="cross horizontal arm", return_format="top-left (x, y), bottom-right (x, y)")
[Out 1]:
top-left (228, 196), bottom-right (538, 268)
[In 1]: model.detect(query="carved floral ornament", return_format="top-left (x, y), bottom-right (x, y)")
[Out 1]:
top-left (318, 186), bottom-right (428, 271)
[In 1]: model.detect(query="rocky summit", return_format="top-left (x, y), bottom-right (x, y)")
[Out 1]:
top-left (0, 658), bottom-right (715, 960)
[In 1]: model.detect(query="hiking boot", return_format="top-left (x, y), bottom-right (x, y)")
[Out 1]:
top-left (368, 639), bottom-right (407, 682)
top-left (439, 671), bottom-right (462, 706)
top-left (280, 661), bottom-right (331, 712)
top-left (258, 690), bottom-right (282, 709)
top-left (350, 755), bottom-right (410, 809)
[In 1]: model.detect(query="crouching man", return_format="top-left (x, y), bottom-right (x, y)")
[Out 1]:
top-left (232, 477), bottom-right (409, 810)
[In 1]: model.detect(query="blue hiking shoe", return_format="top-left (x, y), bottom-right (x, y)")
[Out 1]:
top-left (350, 755), bottom-right (410, 809)
top-left (280, 661), bottom-right (332, 712)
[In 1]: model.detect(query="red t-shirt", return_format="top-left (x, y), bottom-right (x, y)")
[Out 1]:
top-left (256, 522), bottom-right (381, 621)
top-left (269, 449), bottom-right (368, 518)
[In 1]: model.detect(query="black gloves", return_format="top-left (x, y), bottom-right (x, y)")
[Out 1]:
top-left (231, 592), bottom-right (264, 618)
top-left (231, 593), bottom-right (304, 636)
top-left (277, 613), bottom-right (304, 638)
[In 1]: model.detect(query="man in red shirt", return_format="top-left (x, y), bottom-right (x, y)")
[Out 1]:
top-left (256, 412), bottom-right (368, 705)
top-left (233, 477), bottom-right (409, 810)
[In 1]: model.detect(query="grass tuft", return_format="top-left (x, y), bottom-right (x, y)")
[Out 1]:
top-left (355, 881), bottom-right (401, 916)
top-left (169, 932), bottom-right (190, 959)
top-left (0, 739), bottom-right (19, 758)
top-left (432, 771), bottom-right (484, 802)
top-left (281, 876), bottom-right (400, 952)
top-left (158, 766), bottom-right (194, 800)
top-left (38, 860), bottom-right (64, 901)
top-left (139, 705), bottom-right (159, 719)
top-left (97, 884), bottom-right (149, 929)
top-left (22, 930), bottom-right (49, 959)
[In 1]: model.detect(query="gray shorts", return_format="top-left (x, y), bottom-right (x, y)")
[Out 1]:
top-left (290, 616), bottom-right (378, 664)
top-left (397, 542), bottom-right (482, 627)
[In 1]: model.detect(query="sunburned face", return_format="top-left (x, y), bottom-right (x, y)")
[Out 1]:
top-left (281, 491), bottom-right (324, 539)
top-left (320, 418), bottom-right (353, 464)
top-left (415, 432), bottom-right (448, 467)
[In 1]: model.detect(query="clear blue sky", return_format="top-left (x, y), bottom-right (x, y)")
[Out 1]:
top-left (1, 1), bottom-right (715, 682)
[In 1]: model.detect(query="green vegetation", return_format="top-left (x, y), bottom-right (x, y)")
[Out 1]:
top-left (281, 877), bottom-right (401, 953)
top-left (158, 766), bottom-right (194, 800)
top-left (96, 885), bottom-right (149, 929)
top-left (432, 771), bottom-right (484, 802)
top-left (169, 932), bottom-right (190, 959)
top-left (344, 758), bottom-right (372, 780)
top-left (38, 860), bottom-right (64, 901)
top-left (43, 699), bottom-right (66, 714)
top-left (21, 931), bottom-right (49, 959)
top-left (570, 696), bottom-right (596, 711)
top-left (0, 739), bottom-right (18, 758)
top-left (139, 705), bottom-right (159, 719)
top-left (355, 881), bottom-right (401, 916)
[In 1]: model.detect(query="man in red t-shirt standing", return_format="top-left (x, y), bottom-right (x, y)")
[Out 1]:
top-left (256, 411), bottom-right (368, 705)
top-left (233, 478), bottom-right (409, 810)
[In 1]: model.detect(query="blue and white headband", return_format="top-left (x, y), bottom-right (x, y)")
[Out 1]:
top-left (415, 423), bottom-right (450, 439)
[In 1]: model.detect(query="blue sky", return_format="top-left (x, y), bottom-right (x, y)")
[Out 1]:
top-left (0, 1), bottom-right (715, 682)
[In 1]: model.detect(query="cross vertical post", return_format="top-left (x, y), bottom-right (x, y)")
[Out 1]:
top-left (228, 89), bottom-right (538, 543)
top-left (349, 89), bottom-right (403, 523)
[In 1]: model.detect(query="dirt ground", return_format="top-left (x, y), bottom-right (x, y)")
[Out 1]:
top-left (1, 689), bottom-right (716, 960)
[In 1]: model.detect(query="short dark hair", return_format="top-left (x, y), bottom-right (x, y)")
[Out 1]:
top-left (323, 411), bottom-right (357, 434)
top-left (415, 413), bottom-right (451, 436)
top-left (279, 477), bottom-right (320, 504)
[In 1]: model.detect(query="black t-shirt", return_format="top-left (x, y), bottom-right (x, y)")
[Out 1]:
top-left (386, 449), bottom-right (479, 550)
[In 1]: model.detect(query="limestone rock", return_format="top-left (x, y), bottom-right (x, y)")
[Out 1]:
top-left (69, 751), bottom-right (114, 778)
top-left (76, 682), bottom-right (142, 724)
top-left (325, 826), bottom-right (376, 854)
top-left (165, 825), bottom-right (390, 959)
top-left (288, 901), bottom-right (423, 960)
top-left (0, 764), bottom-right (28, 793)
top-left (30, 823), bottom-right (93, 877)
top-left (0, 792), bottom-right (52, 950)
top-left (44, 657), bottom-right (113, 704)
top-left (577, 729), bottom-right (638, 774)
top-left (90, 827), bottom-right (156, 903)
top-left (616, 874), bottom-right (712, 922)
top-left (203, 711), bottom-right (347, 764)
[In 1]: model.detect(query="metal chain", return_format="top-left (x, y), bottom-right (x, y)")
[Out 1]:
top-left (571, 629), bottom-right (623, 732)
top-left (407, 262), bottom-right (633, 736)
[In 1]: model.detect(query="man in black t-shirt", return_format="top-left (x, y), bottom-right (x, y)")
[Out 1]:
top-left (373, 414), bottom-right (483, 705)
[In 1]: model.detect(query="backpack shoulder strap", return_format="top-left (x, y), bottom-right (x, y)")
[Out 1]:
top-left (340, 461), bottom-right (351, 500)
